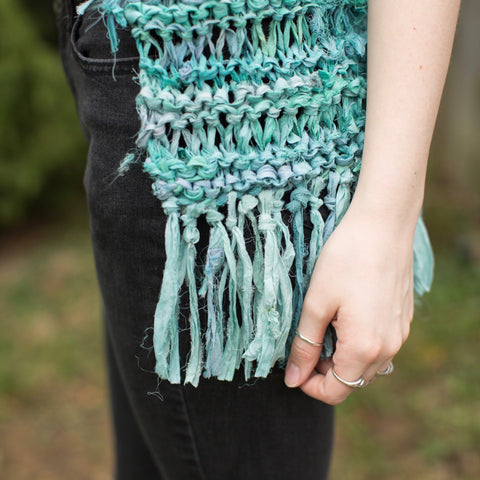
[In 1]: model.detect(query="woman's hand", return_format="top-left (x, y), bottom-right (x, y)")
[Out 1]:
top-left (282, 0), bottom-right (461, 404)
top-left (284, 199), bottom-right (416, 405)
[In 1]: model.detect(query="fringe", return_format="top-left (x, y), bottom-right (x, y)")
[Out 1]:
top-left (413, 207), bottom-right (435, 296)
top-left (151, 178), bottom-right (434, 386)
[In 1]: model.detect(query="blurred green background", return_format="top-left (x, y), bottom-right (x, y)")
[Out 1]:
top-left (0, 1), bottom-right (479, 479)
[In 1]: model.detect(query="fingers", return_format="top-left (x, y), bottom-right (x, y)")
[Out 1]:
top-left (282, 249), bottom-right (412, 403)
top-left (315, 357), bottom-right (333, 375)
top-left (297, 333), bottom-right (400, 404)
top-left (300, 362), bottom-right (365, 405)
top-left (360, 308), bottom-right (409, 382)
top-left (284, 294), bottom-right (338, 388)
top-left (300, 361), bottom-right (382, 405)
top-left (361, 333), bottom-right (402, 382)
top-left (312, 358), bottom-right (368, 403)
top-left (376, 359), bottom-right (394, 376)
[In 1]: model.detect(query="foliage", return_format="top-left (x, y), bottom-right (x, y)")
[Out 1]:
top-left (19, 0), bottom-right (61, 47)
top-left (0, 0), bottom-right (86, 229)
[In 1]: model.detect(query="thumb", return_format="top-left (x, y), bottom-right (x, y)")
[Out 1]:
top-left (284, 295), bottom-right (337, 388)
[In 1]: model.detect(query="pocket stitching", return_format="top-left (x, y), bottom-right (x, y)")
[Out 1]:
top-left (70, 14), bottom-right (140, 73)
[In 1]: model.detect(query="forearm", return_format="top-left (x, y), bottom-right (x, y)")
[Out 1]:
top-left (350, 0), bottom-right (461, 233)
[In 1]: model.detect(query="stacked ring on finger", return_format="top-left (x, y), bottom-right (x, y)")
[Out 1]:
top-left (376, 362), bottom-right (394, 376)
top-left (331, 361), bottom-right (395, 389)
top-left (331, 367), bottom-right (367, 389)
top-left (295, 329), bottom-right (323, 347)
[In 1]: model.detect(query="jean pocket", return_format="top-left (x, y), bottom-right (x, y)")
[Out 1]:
top-left (70, 8), bottom-right (140, 73)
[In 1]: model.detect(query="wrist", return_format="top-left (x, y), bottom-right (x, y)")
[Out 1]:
top-left (346, 181), bottom-right (424, 239)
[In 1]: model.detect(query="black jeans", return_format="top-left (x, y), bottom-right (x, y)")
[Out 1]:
top-left (54, 2), bottom-right (335, 479)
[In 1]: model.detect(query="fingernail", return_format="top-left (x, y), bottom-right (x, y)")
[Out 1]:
top-left (284, 362), bottom-right (300, 387)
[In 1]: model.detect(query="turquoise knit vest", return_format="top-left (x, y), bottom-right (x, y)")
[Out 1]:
top-left (77, 0), bottom-right (434, 387)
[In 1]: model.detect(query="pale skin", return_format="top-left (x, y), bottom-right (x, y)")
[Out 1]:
top-left (284, 0), bottom-right (462, 404)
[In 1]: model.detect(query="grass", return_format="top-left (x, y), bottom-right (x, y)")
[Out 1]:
top-left (0, 212), bottom-right (111, 480)
top-left (0, 212), bottom-right (479, 480)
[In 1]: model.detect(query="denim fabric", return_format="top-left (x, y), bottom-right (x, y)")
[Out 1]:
top-left (54, 2), bottom-right (335, 479)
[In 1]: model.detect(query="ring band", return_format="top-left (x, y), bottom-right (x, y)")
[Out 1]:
top-left (376, 362), bottom-right (394, 376)
top-left (295, 330), bottom-right (323, 347)
top-left (331, 367), bottom-right (367, 389)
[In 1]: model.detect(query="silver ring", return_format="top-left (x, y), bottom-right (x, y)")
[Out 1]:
top-left (295, 329), bottom-right (323, 347)
top-left (376, 362), bottom-right (394, 376)
top-left (331, 367), bottom-right (367, 389)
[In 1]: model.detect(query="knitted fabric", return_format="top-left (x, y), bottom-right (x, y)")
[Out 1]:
top-left (77, 0), bottom-right (434, 387)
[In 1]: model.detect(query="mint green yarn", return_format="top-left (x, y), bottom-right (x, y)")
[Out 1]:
top-left (78, 0), bottom-right (434, 387)
top-left (413, 209), bottom-right (435, 297)
top-left (152, 197), bottom-right (182, 384)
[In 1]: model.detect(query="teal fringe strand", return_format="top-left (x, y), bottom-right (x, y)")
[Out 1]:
top-left (153, 198), bottom-right (183, 384)
top-left (243, 190), bottom-right (294, 377)
top-left (270, 189), bottom-right (295, 363)
top-left (306, 177), bottom-right (327, 280)
top-left (287, 184), bottom-right (310, 346)
top-left (181, 205), bottom-right (203, 386)
top-left (413, 211), bottom-right (435, 296)
top-left (234, 195), bottom-right (256, 381)
top-left (198, 212), bottom-right (225, 379)
top-left (217, 197), bottom-right (241, 381)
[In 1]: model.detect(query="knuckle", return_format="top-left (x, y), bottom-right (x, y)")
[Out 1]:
top-left (383, 337), bottom-right (403, 358)
top-left (356, 338), bottom-right (382, 362)
top-left (291, 340), bottom-right (315, 364)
